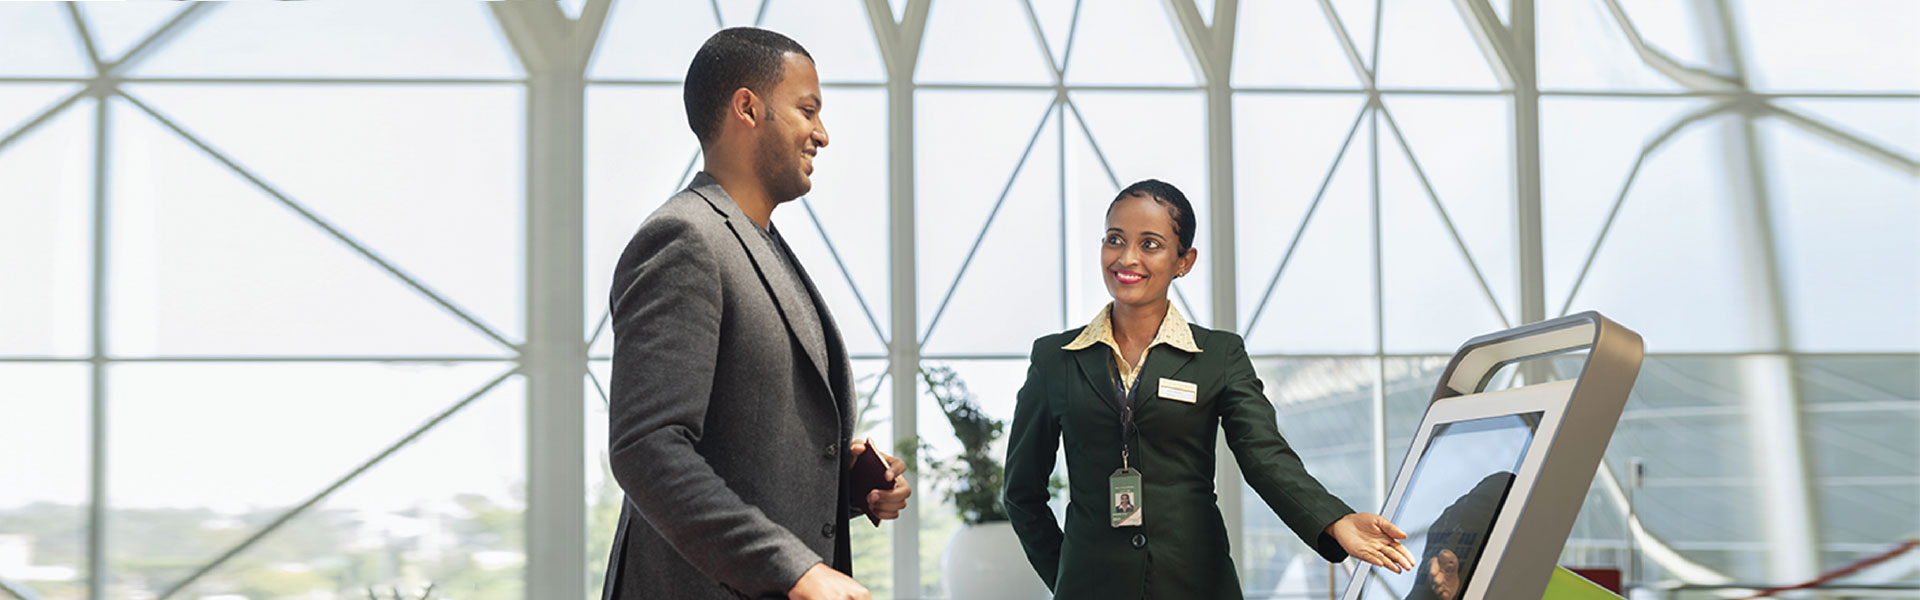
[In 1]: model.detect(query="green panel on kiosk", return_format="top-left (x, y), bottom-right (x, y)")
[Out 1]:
top-left (1542, 566), bottom-right (1624, 600)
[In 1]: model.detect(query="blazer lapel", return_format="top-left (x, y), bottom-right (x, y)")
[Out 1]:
top-left (770, 227), bottom-right (854, 414)
top-left (1133, 344), bottom-right (1196, 409)
top-left (687, 176), bottom-right (834, 394)
top-left (1070, 346), bottom-right (1121, 416)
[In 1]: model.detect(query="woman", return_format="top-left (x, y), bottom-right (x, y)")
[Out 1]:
top-left (1003, 180), bottom-right (1416, 599)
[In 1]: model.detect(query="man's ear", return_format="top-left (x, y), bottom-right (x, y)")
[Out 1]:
top-left (730, 87), bottom-right (759, 128)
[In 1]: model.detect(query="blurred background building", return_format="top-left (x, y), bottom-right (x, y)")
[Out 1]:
top-left (0, 1), bottom-right (1913, 599)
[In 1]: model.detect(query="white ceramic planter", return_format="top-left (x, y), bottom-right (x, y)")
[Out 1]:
top-left (941, 521), bottom-right (1052, 600)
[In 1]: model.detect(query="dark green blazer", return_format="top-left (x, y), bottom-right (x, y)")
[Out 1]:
top-left (1003, 324), bottom-right (1354, 599)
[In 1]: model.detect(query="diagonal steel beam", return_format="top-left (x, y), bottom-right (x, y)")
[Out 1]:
top-left (920, 100), bottom-right (1061, 344)
top-left (1061, 0), bottom-right (1087, 79)
top-left (799, 197), bottom-right (890, 347)
top-left (1315, 0), bottom-right (1377, 89)
top-left (154, 368), bottom-right (520, 600)
top-left (1242, 100), bottom-right (1373, 335)
top-left (1450, 0), bottom-right (1517, 89)
top-left (1062, 96), bottom-right (1121, 188)
top-left (61, 3), bottom-right (104, 72)
top-left (1558, 100), bottom-right (1737, 316)
top-left (1019, 0), bottom-right (1066, 83)
top-left (0, 87), bottom-right (89, 157)
top-left (588, 363), bottom-right (610, 407)
top-left (117, 90), bottom-right (520, 351)
top-left (1597, 0), bottom-right (1739, 91)
top-left (1764, 104), bottom-right (1920, 176)
top-left (103, 3), bottom-right (212, 76)
top-left (1376, 103), bottom-right (1513, 328)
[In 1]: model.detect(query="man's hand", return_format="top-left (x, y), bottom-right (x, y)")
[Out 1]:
top-left (1325, 512), bottom-right (1416, 573)
top-left (788, 563), bottom-right (869, 600)
top-left (848, 439), bottom-right (911, 520)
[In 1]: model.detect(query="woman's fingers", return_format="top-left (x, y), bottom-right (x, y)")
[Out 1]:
top-left (1378, 517), bottom-right (1409, 540)
top-left (1366, 548), bottom-right (1403, 574)
top-left (1388, 541), bottom-right (1416, 570)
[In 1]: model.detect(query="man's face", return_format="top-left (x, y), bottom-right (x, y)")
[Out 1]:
top-left (753, 52), bottom-right (829, 204)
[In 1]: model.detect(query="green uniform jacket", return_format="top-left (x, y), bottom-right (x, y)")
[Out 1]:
top-left (1003, 325), bottom-right (1355, 599)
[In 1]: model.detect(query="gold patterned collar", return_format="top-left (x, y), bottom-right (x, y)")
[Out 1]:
top-left (1062, 302), bottom-right (1202, 355)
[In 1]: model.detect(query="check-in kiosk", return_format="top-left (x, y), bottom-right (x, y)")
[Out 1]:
top-left (1339, 311), bottom-right (1644, 600)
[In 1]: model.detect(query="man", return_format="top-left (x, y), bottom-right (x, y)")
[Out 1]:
top-left (603, 28), bottom-right (910, 600)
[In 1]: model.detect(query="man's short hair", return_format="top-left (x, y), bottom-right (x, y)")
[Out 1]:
top-left (683, 27), bottom-right (814, 145)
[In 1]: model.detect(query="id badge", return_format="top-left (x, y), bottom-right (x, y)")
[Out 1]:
top-left (1109, 468), bottom-right (1143, 527)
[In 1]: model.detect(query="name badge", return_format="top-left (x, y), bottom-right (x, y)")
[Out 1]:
top-left (1159, 378), bottom-right (1198, 404)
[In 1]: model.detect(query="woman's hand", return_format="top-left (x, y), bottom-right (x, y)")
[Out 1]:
top-left (1325, 512), bottom-right (1416, 573)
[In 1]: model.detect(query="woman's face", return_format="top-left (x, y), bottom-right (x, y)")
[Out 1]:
top-left (1101, 194), bottom-right (1197, 309)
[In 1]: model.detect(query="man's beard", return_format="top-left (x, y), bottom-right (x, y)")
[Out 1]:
top-left (754, 119), bottom-right (810, 203)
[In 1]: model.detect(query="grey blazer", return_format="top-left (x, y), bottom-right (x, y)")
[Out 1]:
top-left (602, 173), bottom-right (857, 600)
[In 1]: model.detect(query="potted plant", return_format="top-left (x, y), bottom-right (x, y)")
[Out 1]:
top-left (915, 365), bottom-right (1051, 600)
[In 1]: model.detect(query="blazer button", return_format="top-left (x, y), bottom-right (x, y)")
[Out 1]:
top-left (822, 523), bottom-right (836, 539)
top-left (824, 443), bottom-right (838, 458)
top-left (1131, 533), bottom-right (1147, 549)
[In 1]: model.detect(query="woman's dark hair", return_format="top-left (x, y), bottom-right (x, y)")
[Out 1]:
top-left (1110, 179), bottom-right (1196, 253)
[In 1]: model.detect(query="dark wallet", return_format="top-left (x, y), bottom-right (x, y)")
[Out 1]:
top-left (847, 438), bottom-right (896, 526)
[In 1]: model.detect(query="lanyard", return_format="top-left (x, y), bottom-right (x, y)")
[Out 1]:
top-left (1111, 360), bottom-right (1140, 469)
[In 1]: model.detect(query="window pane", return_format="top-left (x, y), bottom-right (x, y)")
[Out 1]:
top-left (1546, 112), bottom-right (1768, 352)
top-left (1241, 122), bottom-right (1375, 354)
top-left (1326, 0), bottom-right (1379, 72)
top-left (1375, 0), bottom-right (1501, 90)
top-left (1233, 94), bottom-right (1369, 332)
top-left (132, 3), bottom-right (521, 79)
top-left (916, 90), bottom-right (1059, 354)
top-left (1798, 357), bottom-right (1920, 573)
top-left (1739, 0), bottom-right (1920, 92)
top-left (1378, 97), bottom-right (1514, 351)
top-left (73, 3), bottom-right (188, 66)
top-left (107, 363), bottom-right (521, 596)
top-left (1598, 357), bottom-right (1764, 581)
top-left (1761, 117), bottom-right (1920, 352)
top-left (1538, 0), bottom-right (1686, 91)
top-left (759, 0), bottom-right (885, 84)
top-left (106, 100), bottom-right (510, 357)
top-left (0, 365), bottom-right (89, 600)
top-left (1062, 0), bottom-right (1196, 86)
top-left (124, 84), bottom-right (528, 344)
top-left (0, 3), bottom-right (90, 78)
top-left (1541, 97), bottom-right (1711, 316)
top-left (588, 0), bottom-right (717, 80)
top-left (915, 0), bottom-right (1053, 85)
top-left (1233, 0), bottom-right (1363, 89)
top-left (0, 91), bottom-right (91, 358)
